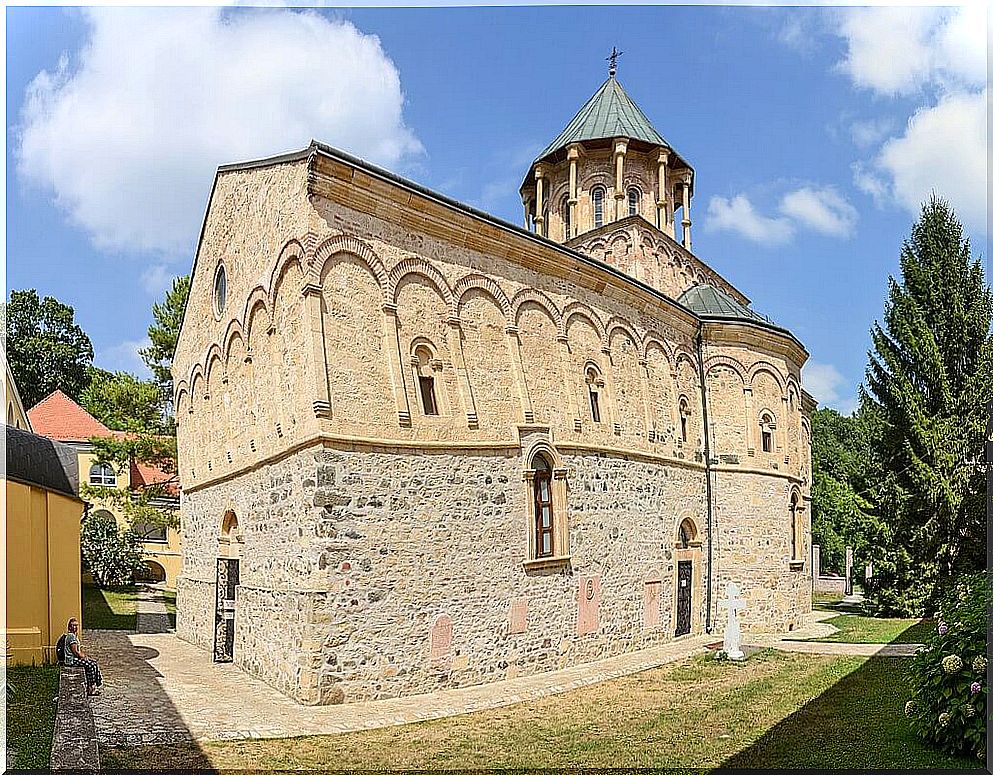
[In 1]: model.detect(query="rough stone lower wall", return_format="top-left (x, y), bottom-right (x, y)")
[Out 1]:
top-left (178, 441), bottom-right (809, 704)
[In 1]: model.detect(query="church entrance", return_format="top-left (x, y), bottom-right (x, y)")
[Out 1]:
top-left (214, 510), bottom-right (243, 663)
top-left (673, 516), bottom-right (702, 637)
top-left (214, 558), bottom-right (239, 662)
top-left (675, 560), bottom-right (692, 636)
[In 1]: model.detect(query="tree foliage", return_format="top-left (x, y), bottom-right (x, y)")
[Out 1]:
top-left (140, 275), bottom-right (190, 405)
top-left (861, 197), bottom-right (991, 615)
top-left (81, 367), bottom-right (170, 434)
top-left (81, 509), bottom-right (145, 587)
top-left (810, 406), bottom-right (887, 575)
top-left (4, 289), bottom-right (94, 407)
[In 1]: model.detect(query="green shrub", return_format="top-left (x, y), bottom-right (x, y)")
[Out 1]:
top-left (81, 510), bottom-right (144, 587)
top-left (905, 570), bottom-right (989, 761)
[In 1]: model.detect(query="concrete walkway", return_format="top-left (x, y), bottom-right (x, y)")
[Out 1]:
top-left (135, 586), bottom-right (172, 635)
top-left (87, 630), bottom-right (712, 745)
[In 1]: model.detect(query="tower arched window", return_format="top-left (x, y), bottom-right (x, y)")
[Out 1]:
top-left (759, 411), bottom-right (776, 453)
top-left (592, 186), bottom-right (605, 229)
top-left (585, 366), bottom-right (603, 424)
top-left (561, 196), bottom-right (571, 240)
top-left (533, 454), bottom-right (554, 558)
top-left (628, 187), bottom-right (640, 217)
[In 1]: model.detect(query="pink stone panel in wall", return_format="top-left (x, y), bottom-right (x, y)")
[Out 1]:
top-left (576, 575), bottom-right (601, 636)
top-left (643, 580), bottom-right (662, 628)
top-left (430, 613), bottom-right (453, 668)
top-left (508, 597), bottom-right (528, 635)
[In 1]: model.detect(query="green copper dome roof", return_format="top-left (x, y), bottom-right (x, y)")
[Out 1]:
top-left (678, 284), bottom-right (773, 324)
top-left (535, 76), bottom-right (670, 162)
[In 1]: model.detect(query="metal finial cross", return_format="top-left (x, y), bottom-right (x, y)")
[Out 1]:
top-left (607, 47), bottom-right (623, 77)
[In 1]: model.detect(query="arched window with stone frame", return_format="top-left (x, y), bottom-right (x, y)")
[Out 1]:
top-left (410, 341), bottom-right (445, 417)
top-left (789, 489), bottom-right (804, 566)
top-left (592, 185), bottom-right (606, 229)
top-left (561, 195), bottom-right (571, 240)
top-left (678, 395), bottom-right (691, 444)
top-left (523, 447), bottom-right (570, 568)
top-left (627, 186), bottom-right (641, 218)
top-left (759, 410), bottom-right (776, 453)
top-left (585, 364), bottom-right (605, 424)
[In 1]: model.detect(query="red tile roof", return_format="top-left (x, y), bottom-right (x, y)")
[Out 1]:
top-left (28, 390), bottom-right (179, 496)
top-left (27, 390), bottom-right (113, 442)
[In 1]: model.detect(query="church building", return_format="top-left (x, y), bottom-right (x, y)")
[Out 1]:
top-left (173, 65), bottom-right (815, 705)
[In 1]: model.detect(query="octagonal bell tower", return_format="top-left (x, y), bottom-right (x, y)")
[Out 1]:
top-left (520, 58), bottom-right (707, 298)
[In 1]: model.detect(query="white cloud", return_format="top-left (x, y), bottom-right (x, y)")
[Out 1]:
top-left (802, 361), bottom-right (857, 415)
top-left (849, 117), bottom-right (896, 150)
top-left (96, 338), bottom-right (152, 378)
top-left (705, 194), bottom-right (796, 245)
top-left (836, 7), bottom-right (985, 97)
top-left (16, 8), bottom-right (422, 257)
top-left (869, 90), bottom-right (987, 234)
top-left (779, 186), bottom-right (858, 239)
top-left (139, 264), bottom-right (179, 297)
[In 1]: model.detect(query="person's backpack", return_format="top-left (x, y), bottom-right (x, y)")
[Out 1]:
top-left (55, 634), bottom-right (67, 665)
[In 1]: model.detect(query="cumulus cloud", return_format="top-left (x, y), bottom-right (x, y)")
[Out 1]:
top-left (139, 264), bottom-right (179, 297)
top-left (706, 186), bottom-right (858, 244)
top-left (856, 90), bottom-right (987, 234)
top-left (836, 7), bottom-right (985, 97)
top-left (96, 337), bottom-right (153, 378)
top-left (779, 186), bottom-right (858, 239)
top-left (16, 7), bottom-right (422, 257)
top-left (849, 117), bottom-right (896, 150)
top-left (802, 361), bottom-right (857, 415)
top-left (706, 195), bottom-right (795, 245)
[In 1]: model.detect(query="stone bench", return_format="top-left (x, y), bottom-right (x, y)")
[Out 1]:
top-left (50, 667), bottom-right (100, 771)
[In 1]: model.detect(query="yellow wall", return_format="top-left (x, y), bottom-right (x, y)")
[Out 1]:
top-left (5, 480), bottom-right (83, 666)
top-left (81, 450), bottom-right (183, 589)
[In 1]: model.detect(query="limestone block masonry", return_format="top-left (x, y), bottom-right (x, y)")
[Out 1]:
top-left (174, 133), bottom-right (814, 704)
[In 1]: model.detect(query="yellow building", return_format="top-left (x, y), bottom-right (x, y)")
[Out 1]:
top-left (5, 424), bottom-right (85, 665)
top-left (4, 349), bottom-right (31, 431)
top-left (27, 390), bottom-right (183, 588)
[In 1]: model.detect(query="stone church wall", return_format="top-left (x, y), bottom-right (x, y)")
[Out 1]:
top-left (174, 150), bottom-right (813, 704)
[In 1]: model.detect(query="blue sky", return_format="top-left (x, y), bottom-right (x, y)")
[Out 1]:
top-left (6, 5), bottom-right (988, 414)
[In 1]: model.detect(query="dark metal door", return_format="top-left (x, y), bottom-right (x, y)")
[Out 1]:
top-left (675, 560), bottom-right (692, 636)
top-left (213, 558), bottom-right (239, 662)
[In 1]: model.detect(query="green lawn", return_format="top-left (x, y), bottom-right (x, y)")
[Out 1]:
top-left (161, 587), bottom-right (177, 629)
top-left (800, 613), bottom-right (932, 644)
top-left (6, 666), bottom-right (60, 769)
top-left (82, 583), bottom-right (137, 630)
top-left (100, 650), bottom-right (980, 771)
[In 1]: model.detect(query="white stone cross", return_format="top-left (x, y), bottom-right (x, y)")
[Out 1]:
top-left (721, 581), bottom-right (747, 660)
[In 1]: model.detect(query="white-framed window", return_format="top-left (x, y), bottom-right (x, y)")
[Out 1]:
top-left (628, 187), bottom-right (640, 217)
top-left (592, 186), bottom-right (606, 228)
top-left (89, 463), bottom-right (117, 487)
top-left (759, 411), bottom-right (776, 453)
top-left (585, 365), bottom-right (604, 424)
top-left (213, 262), bottom-right (227, 318)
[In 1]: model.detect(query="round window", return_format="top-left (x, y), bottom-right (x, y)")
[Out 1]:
top-left (213, 264), bottom-right (227, 317)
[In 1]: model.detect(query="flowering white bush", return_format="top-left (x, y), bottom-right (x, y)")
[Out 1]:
top-left (907, 571), bottom-right (988, 761)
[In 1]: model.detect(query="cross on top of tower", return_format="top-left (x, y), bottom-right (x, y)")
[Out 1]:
top-left (606, 47), bottom-right (623, 77)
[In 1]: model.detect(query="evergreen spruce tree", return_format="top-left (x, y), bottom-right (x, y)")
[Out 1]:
top-left (862, 196), bottom-right (991, 615)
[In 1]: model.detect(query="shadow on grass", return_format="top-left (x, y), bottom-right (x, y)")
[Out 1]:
top-left (82, 583), bottom-right (136, 631)
top-left (712, 656), bottom-right (982, 771)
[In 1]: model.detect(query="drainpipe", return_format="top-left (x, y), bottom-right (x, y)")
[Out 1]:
top-left (696, 323), bottom-right (715, 634)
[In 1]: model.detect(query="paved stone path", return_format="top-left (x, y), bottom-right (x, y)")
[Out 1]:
top-left (86, 607), bottom-right (920, 747)
top-left (135, 586), bottom-right (172, 635)
top-left (87, 630), bottom-right (712, 744)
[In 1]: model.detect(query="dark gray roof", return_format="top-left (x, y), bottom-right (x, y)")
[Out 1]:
top-left (535, 76), bottom-right (691, 169)
top-left (6, 425), bottom-right (80, 499)
top-left (679, 284), bottom-right (774, 325)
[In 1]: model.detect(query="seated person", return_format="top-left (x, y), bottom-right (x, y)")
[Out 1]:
top-left (61, 618), bottom-right (103, 696)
